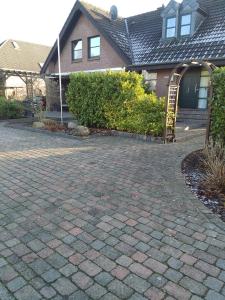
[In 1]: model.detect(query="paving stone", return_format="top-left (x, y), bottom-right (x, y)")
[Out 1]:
top-left (204, 276), bottom-right (224, 291)
top-left (52, 278), bottom-right (77, 296)
top-left (144, 258), bottom-right (168, 274)
top-left (108, 279), bottom-right (134, 299)
top-left (79, 260), bottom-right (102, 276)
top-left (129, 262), bottom-right (152, 279)
top-left (27, 239), bottom-right (46, 252)
top-left (124, 274), bottom-right (150, 293)
top-left (205, 290), bottom-right (225, 300)
top-left (72, 271), bottom-right (93, 289)
top-left (167, 257), bottom-right (183, 270)
top-left (164, 281), bottom-right (191, 300)
top-left (14, 285), bottom-right (41, 300)
top-left (94, 255), bottom-right (116, 272)
top-left (0, 265), bottom-right (18, 282)
top-left (7, 276), bottom-right (26, 292)
top-left (164, 268), bottom-right (183, 283)
top-left (216, 259), bottom-right (225, 270)
top-left (180, 264), bottom-right (206, 281)
top-left (129, 293), bottom-right (148, 300)
top-left (145, 287), bottom-right (165, 300)
top-left (86, 283), bottom-right (107, 299)
top-left (41, 268), bottom-right (61, 283)
top-left (0, 258), bottom-right (7, 267)
top-left (30, 258), bottom-right (51, 275)
top-left (95, 271), bottom-right (113, 286)
top-left (148, 273), bottom-right (167, 288)
top-left (46, 253), bottom-right (67, 269)
top-left (68, 290), bottom-right (91, 300)
top-left (100, 245), bottom-right (122, 260)
top-left (59, 263), bottom-right (77, 277)
top-left (1, 124), bottom-right (225, 300)
top-left (180, 276), bottom-right (208, 297)
top-left (40, 286), bottom-right (57, 299)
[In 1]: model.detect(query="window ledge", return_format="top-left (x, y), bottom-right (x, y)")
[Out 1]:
top-left (72, 59), bottom-right (83, 63)
top-left (88, 56), bottom-right (100, 61)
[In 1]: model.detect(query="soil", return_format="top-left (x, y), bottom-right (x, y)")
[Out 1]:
top-left (182, 150), bottom-right (225, 222)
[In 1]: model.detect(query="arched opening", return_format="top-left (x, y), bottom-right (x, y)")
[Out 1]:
top-left (164, 60), bottom-right (216, 144)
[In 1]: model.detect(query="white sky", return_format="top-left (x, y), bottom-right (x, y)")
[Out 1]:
top-left (0, 0), bottom-right (171, 47)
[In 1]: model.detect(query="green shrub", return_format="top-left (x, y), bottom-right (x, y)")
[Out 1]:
top-left (0, 97), bottom-right (24, 119)
top-left (67, 71), bottom-right (165, 136)
top-left (211, 68), bottom-right (225, 144)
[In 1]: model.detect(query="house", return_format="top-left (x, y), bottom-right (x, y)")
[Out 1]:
top-left (0, 40), bottom-right (50, 100)
top-left (41, 0), bottom-right (225, 117)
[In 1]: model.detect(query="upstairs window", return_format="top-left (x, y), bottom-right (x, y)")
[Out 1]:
top-left (166, 17), bottom-right (176, 38)
top-left (181, 14), bottom-right (191, 36)
top-left (88, 36), bottom-right (100, 59)
top-left (72, 39), bottom-right (82, 61)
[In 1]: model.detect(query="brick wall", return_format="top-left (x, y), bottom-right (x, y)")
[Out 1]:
top-left (47, 13), bottom-right (126, 74)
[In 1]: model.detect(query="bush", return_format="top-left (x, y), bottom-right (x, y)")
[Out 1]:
top-left (201, 143), bottom-right (225, 202)
top-left (211, 68), bottom-right (225, 144)
top-left (67, 72), bottom-right (165, 136)
top-left (0, 97), bottom-right (24, 119)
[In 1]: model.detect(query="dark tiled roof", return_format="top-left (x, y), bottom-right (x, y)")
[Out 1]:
top-left (0, 40), bottom-right (51, 73)
top-left (42, 0), bottom-right (225, 73)
top-left (81, 1), bottom-right (132, 61)
top-left (127, 0), bottom-right (225, 66)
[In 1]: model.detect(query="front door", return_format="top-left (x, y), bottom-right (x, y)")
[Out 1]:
top-left (178, 69), bottom-right (201, 109)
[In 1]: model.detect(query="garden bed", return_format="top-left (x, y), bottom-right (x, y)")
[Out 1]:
top-left (182, 150), bottom-right (225, 222)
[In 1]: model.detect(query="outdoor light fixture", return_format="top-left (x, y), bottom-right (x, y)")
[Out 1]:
top-left (191, 61), bottom-right (199, 65)
top-left (182, 63), bottom-right (189, 67)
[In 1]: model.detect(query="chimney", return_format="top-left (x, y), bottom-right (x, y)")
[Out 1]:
top-left (110, 5), bottom-right (118, 20)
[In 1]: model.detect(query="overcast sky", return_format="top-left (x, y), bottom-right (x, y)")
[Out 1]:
top-left (0, 0), bottom-right (172, 46)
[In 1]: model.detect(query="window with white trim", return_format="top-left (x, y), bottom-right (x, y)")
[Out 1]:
top-left (142, 71), bottom-right (158, 91)
top-left (180, 14), bottom-right (191, 36)
top-left (166, 17), bottom-right (176, 38)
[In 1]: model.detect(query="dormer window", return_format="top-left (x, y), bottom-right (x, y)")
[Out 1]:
top-left (166, 17), bottom-right (176, 38)
top-left (181, 14), bottom-right (191, 36)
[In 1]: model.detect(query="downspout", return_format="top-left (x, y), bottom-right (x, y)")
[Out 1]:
top-left (125, 18), bottom-right (134, 66)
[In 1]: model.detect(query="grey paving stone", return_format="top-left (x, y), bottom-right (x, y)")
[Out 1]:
top-left (59, 264), bottom-right (78, 277)
top-left (180, 276), bottom-right (208, 296)
top-left (124, 274), bottom-right (150, 293)
top-left (167, 257), bottom-right (183, 270)
top-left (204, 276), bottom-right (224, 292)
top-left (52, 278), bottom-right (77, 296)
top-left (40, 286), bottom-right (57, 299)
top-left (14, 285), bottom-right (41, 300)
top-left (164, 268), bottom-right (183, 283)
top-left (42, 268), bottom-right (61, 283)
top-left (30, 259), bottom-right (51, 275)
top-left (68, 290), bottom-right (91, 300)
top-left (108, 279), bottom-right (134, 299)
top-left (86, 283), bottom-right (107, 299)
top-left (217, 259), bottom-right (225, 270)
top-left (7, 276), bottom-right (26, 292)
top-left (148, 273), bottom-right (168, 288)
top-left (95, 272), bottom-right (113, 286)
top-left (205, 290), bottom-right (225, 300)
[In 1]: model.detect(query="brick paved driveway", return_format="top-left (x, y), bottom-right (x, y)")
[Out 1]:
top-left (0, 123), bottom-right (225, 300)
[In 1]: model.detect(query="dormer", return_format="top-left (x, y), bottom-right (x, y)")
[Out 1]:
top-left (180, 0), bottom-right (207, 37)
top-left (161, 0), bottom-right (207, 40)
top-left (161, 0), bottom-right (180, 40)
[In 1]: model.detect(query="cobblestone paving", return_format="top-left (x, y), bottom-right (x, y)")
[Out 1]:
top-left (0, 123), bottom-right (225, 300)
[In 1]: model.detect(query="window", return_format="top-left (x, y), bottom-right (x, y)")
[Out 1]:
top-left (181, 14), bottom-right (191, 36)
top-left (166, 17), bottom-right (176, 38)
top-left (88, 36), bottom-right (100, 59)
top-left (72, 40), bottom-right (82, 61)
top-left (142, 71), bottom-right (157, 91)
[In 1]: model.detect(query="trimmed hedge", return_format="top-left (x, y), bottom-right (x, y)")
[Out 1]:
top-left (0, 97), bottom-right (24, 119)
top-left (67, 72), bottom-right (165, 136)
top-left (211, 68), bottom-right (225, 144)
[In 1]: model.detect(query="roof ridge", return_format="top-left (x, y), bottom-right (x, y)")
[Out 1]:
top-left (80, 0), bottom-right (123, 20)
top-left (6, 39), bottom-right (51, 48)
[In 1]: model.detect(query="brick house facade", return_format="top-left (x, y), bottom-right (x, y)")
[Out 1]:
top-left (42, 0), bottom-right (225, 112)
